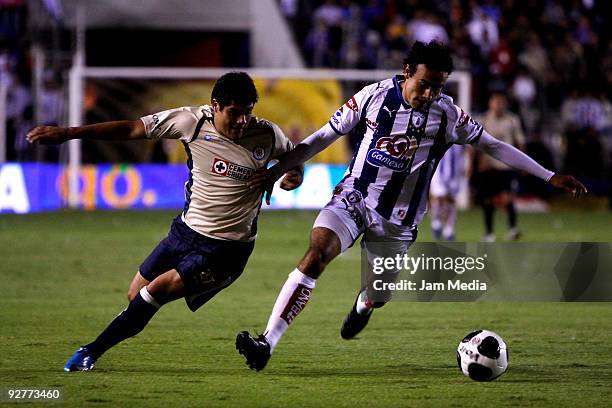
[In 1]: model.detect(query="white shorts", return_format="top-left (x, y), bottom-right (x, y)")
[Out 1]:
top-left (429, 168), bottom-right (460, 198)
top-left (313, 187), bottom-right (416, 263)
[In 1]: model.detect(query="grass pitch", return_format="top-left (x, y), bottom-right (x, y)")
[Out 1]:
top-left (1, 208), bottom-right (611, 407)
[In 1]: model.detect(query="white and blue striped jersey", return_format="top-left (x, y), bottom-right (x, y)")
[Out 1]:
top-left (430, 144), bottom-right (464, 197)
top-left (329, 75), bottom-right (482, 227)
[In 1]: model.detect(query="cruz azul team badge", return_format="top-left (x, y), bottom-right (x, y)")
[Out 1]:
top-left (211, 158), bottom-right (254, 181)
top-left (366, 135), bottom-right (418, 172)
top-left (252, 146), bottom-right (265, 160)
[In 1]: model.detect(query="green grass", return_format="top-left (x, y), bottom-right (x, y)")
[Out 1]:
top-left (1, 208), bottom-right (611, 407)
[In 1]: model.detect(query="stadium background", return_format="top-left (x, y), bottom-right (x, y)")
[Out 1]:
top-left (1, 1), bottom-right (611, 407)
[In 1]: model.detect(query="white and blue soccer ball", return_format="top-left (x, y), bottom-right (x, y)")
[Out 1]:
top-left (456, 329), bottom-right (508, 381)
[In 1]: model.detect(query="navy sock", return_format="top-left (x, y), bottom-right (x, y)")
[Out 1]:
top-left (506, 203), bottom-right (517, 228)
top-left (484, 204), bottom-right (494, 234)
top-left (85, 292), bottom-right (159, 359)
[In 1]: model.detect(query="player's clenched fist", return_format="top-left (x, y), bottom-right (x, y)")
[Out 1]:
top-left (279, 168), bottom-right (303, 191)
top-left (26, 126), bottom-right (70, 145)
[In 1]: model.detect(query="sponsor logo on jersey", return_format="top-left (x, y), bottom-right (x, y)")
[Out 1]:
top-left (366, 135), bottom-right (418, 172)
top-left (345, 96), bottom-right (359, 113)
top-left (366, 117), bottom-right (378, 130)
top-left (331, 108), bottom-right (344, 125)
top-left (252, 146), bottom-right (265, 160)
top-left (211, 158), bottom-right (254, 181)
top-left (457, 109), bottom-right (474, 128)
top-left (152, 114), bottom-right (160, 125)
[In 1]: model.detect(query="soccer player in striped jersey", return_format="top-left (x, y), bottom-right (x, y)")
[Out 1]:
top-left (27, 72), bottom-right (303, 372)
top-left (236, 41), bottom-right (586, 371)
top-left (429, 144), bottom-right (464, 241)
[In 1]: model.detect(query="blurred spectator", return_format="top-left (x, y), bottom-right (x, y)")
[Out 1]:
top-left (361, 0), bottom-right (386, 34)
top-left (39, 69), bottom-right (64, 129)
top-left (511, 67), bottom-right (539, 134)
top-left (488, 38), bottom-right (516, 80)
top-left (280, 0), bottom-right (314, 50)
top-left (561, 86), bottom-right (611, 179)
top-left (518, 33), bottom-right (551, 85)
top-left (449, 26), bottom-right (482, 72)
top-left (467, 5), bottom-right (499, 58)
top-left (384, 15), bottom-right (410, 69)
top-left (305, 17), bottom-right (330, 67)
top-left (479, 0), bottom-right (501, 22)
top-left (0, 0), bottom-right (26, 44)
top-left (309, 0), bottom-right (347, 67)
top-left (408, 9), bottom-right (449, 44)
top-left (34, 69), bottom-right (64, 161)
top-left (5, 69), bottom-right (31, 161)
top-left (561, 87), bottom-right (611, 135)
top-left (312, 0), bottom-right (345, 26)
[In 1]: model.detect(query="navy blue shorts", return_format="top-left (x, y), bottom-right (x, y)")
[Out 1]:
top-left (140, 216), bottom-right (255, 311)
top-left (475, 169), bottom-right (517, 200)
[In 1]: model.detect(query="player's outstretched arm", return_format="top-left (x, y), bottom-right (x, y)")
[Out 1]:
top-left (271, 124), bottom-right (343, 178)
top-left (474, 131), bottom-right (587, 197)
top-left (248, 123), bottom-right (342, 204)
top-left (26, 120), bottom-right (146, 145)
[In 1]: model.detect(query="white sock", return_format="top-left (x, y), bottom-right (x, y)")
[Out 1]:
top-left (139, 287), bottom-right (161, 309)
top-left (355, 289), bottom-right (373, 315)
top-left (443, 203), bottom-right (457, 238)
top-left (430, 201), bottom-right (442, 230)
top-left (264, 269), bottom-right (316, 352)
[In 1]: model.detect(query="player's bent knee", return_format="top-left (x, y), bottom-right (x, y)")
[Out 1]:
top-left (127, 271), bottom-right (150, 301)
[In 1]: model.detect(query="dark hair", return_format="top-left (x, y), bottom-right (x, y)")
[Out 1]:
top-left (211, 72), bottom-right (258, 108)
top-left (403, 41), bottom-right (454, 76)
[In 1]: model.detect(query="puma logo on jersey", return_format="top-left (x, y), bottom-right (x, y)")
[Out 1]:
top-left (383, 106), bottom-right (398, 117)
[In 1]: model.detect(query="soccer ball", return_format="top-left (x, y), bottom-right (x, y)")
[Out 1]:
top-left (456, 329), bottom-right (508, 381)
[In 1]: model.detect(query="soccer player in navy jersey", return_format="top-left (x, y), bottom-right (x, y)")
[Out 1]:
top-left (236, 41), bottom-right (587, 371)
top-left (27, 72), bottom-right (303, 371)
